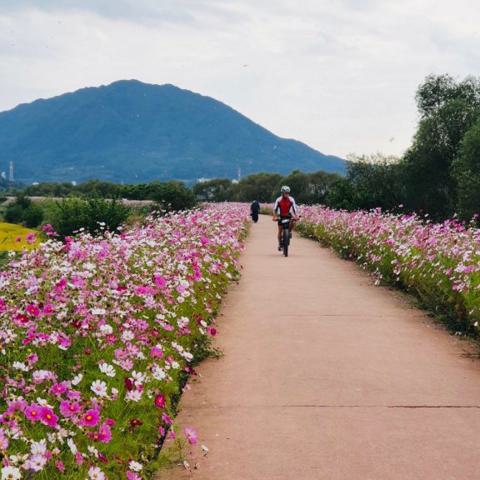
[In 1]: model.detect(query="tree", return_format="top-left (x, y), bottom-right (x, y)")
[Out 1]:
top-left (234, 173), bottom-right (283, 202)
top-left (276, 170), bottom-right (339, 204)
top-left (402, 74), bottom-right (480, 219)
top-left (193, 179), bottom-right (233, 202)
top-left (151, 181), bottom-right (196, 212)
top-left (452, 120), bottom-right (480, 220)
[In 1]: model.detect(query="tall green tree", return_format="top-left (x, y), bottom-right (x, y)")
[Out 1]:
top-left (403, 74), bottom-right (480, 219)
top-left (452, 120), bottom-right (480, 220)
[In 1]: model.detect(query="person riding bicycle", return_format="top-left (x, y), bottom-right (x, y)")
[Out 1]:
top-left (273, 186), bottom-right (299, 250)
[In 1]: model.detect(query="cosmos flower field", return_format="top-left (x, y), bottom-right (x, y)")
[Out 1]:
top-left (297, 206), bottom-right (480, 332)
top-left (0, 204), bottom-right (249, 480)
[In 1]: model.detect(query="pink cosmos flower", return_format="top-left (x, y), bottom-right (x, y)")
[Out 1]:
top-left (26, 304), bottom-right (40, 317)
top-left (79, 409), bottom-right (100, 427)
top-left (25, 404), bottom-right (42, 422)
top-left (150, 346), bottom-right (163, 358)
top-left (39, 406), bottom-right (58, 428)
top-left (126, 471), bottom-right (142, 480)
top-left (49, 382), bottom-right (68, 397)
top-left (55, 460), bottom-right (65, 472)
top-left (154, 394), bottom-right (166, 409)
top-left (184, 427), bottom-right (198, 445)
top-left (0, 428), bottom-right (9, 450)
top-left (153, 274), bottom-right (166, 288)
top-left (207, 326), bottom-right (217, 336)
top-left (26, 233), bottom-right (37, 244)
top-left (97, 422), bottom-right (112, 443)
top-left (59, 401), bottom-right (81, 418)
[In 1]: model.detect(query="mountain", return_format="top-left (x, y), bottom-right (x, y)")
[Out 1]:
top-left (0, 80), bottom-right (345, 184)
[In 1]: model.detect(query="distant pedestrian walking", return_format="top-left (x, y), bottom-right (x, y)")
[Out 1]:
top-left (250, 200), bottom-right (260, 223)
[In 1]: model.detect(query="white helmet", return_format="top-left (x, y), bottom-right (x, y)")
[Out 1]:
top-left (281, 185), bottom-right (291, 193)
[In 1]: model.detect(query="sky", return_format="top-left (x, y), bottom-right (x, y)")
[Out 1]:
top-left (0, 0), bottom-right (479, 159)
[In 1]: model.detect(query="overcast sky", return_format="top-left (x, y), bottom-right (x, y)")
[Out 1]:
top-left (0, 0), bottom-right (479, 158)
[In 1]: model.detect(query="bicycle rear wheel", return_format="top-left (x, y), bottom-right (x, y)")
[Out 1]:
top-left (283, 228), bottom-right (289, 257)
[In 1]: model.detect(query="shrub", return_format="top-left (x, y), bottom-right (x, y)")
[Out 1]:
top-left (50, 197), bottom-right (130, 237)
top-left (22, 204), bottom-right (44, 228)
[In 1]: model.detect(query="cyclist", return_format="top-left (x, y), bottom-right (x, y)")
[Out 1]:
top-left (273, 186), bottom-right (299, 250)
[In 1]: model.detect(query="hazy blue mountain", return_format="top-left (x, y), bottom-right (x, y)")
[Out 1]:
top-left (0, 80), bottom-right (345, 183)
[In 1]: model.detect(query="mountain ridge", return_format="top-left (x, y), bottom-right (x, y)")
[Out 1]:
top-left (0, 80), bottom-right (345, 183)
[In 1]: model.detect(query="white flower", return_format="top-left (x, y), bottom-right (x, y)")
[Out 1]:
top-left (67, 438), bottom-right (77, 455)
top-left (90, 308), bottom-right (106, 316)
top-left (26, 454), bottom-right (47, 472)
top-left (125, 390), bottom-right (142, 402)
top-left (88, 466), bottom-right (105, 480)
top-left (1, 466), bottom-right (22, 480)
top-left (177, 316), bottom-right (189, 328)
top-left (90, 380), bottom-right (108, 397)
top-left (131, 370), bottom-right (146, 384)
top-left (122, 330), bottom-right (134, 342)
top-left (30, 439), bottom-right (47, 455)
top-left (100, 324), bottom-right (113, 335)
top-left (72, 373), bottom-right (83, 385)
top-left (87, 445), bottom-right (99, 457)
top-left (152, 365), bottom-right (166, 381)
top-left (99, 363), bottom-right (116, 378)
top-left (129, 461), bottom-right (143, 472)
top-left (12, 362), bottom-right (28, 371)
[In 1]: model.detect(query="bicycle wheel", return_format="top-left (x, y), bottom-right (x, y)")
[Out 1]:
top-left (283, 228), bottom-right (289, 257)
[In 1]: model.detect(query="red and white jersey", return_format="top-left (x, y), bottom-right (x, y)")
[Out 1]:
top-left (273, 195), bottom-right (298, 217)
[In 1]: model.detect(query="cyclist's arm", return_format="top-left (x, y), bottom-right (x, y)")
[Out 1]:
top-left (290, 197), bottom-right (299, 217)
top-left (273, 198), bottom-right (280, 217)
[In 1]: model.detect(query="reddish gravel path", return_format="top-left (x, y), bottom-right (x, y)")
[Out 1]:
top-left (158, 216), bottom-right (480, 480)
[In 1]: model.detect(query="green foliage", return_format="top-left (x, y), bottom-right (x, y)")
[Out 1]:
top-left (193, 178), bottom-right (233, 202)
top-left (50, 197), bottom-right (130, 237)
top-left (452, 120), bottom-right (480, 220)
top-left (151, 181), bottom-right (196, 212)
top-left (234, 173), bottom-right (283, 202)
top-left (22, 204), bottom-right (44, 228)
top-left (277, 170), bottom-right (340, 205)
top-left (3, 194), bottom-right (43, 228)
top-left (4, 203), bottom-right (24, 224)
top-left (403, 74), bottom-right (480, 219)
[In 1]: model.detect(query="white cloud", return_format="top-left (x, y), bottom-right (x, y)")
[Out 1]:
top-left (0, 0), bottom-right (479, 158)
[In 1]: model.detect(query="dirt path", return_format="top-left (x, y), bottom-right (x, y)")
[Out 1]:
top-left (158, 216), bottom-right (480, 480)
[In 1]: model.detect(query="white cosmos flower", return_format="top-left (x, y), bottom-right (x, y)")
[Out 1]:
top-left (90, 380), bottom-right (108, 397)
top-left (1, 466), bottom-right (22, 480)
top-left (88, 466), bottom-right (105, 480)
top-left (67, 438), bottom-right (77, 455)
top-left (99, 363), bottom-right (116, 378)
top-left (100, 324), bottom-right (113, 335)
top-left (122, 330), bottom-right (134, 342)
top-left (72, 373), bottom-right (83, 385)
top-left (125, 390), bottom-right (142, 402)
top-left (152, 365), bottom-right (166, 381)
top-left (129, 461), bottom-right (143, 472)
top-left (12, 362), bottom-right (28, 371)
top-left (131, 371), bottom-right (146, 384)
top-left (30, 439), bottom-right (47, 455)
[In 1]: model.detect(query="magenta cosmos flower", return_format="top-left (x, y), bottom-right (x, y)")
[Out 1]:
top-left (39, 406), bottom-right (58, 428)
top-left (24, 404), bottom-right (42, 422)
top-left (79, 409), bottom-right (100, 427)
top-left (59, 400), bottom-right (81, 418)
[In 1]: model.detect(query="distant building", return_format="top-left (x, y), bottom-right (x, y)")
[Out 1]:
top-left (8, 161), bottom-right (14, 183)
